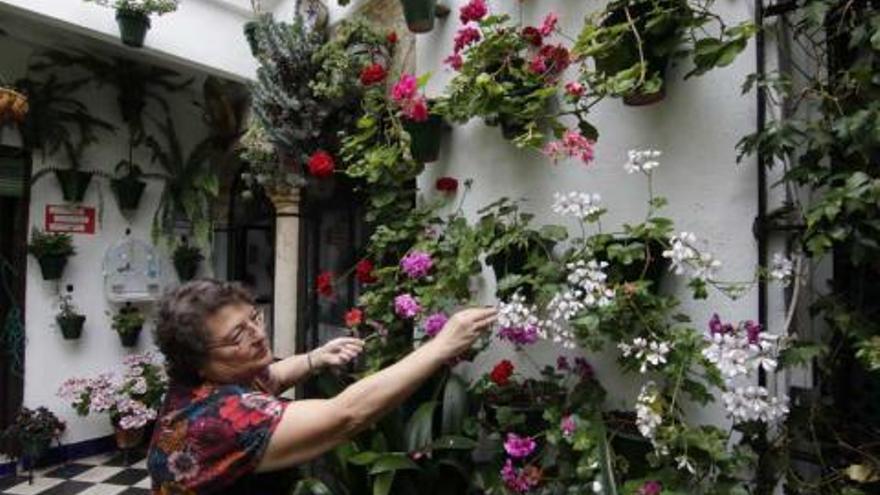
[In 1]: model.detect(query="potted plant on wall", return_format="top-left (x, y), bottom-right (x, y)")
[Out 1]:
top-left (0, 407), bottom-right (65, 480)
top-left (111, 303), bottom-right (145, 347)
top-left (0, 74), bottom-right (29, 127)
top-left (27, 229), bottom-right (76, 281)
top-left (56, 286), bottom-right (86, 340)
top-left (400, 0), bottom-right (438, 33)
top-left (110, 159), bottom-right (147, 212)
top-left (172, 238), bottom-right (203, 281)
top-left (83, 0), bottom-right (181, 48)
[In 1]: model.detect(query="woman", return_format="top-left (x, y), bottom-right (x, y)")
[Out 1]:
top-left (147, 279), bottom-right (497, 494)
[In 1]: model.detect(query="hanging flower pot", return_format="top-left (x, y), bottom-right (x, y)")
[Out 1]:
top-left (54, 169), bottom-right (93, 203)
top-left (115, 9), bottom-right (152, 48)
top-left (28, 229), bottom-right (75, 281)
top-left (111, 304), bottom-right (145, 348)
top-left (172, 243), bottom-right (203, 281)
top-left (400, 0), bottom-right (437, 33)
top-left (119, 327), bottom-right (142, 347)
top-left (36, 255), bottom-right (69, 281)
top-left (110, 162), bottom-right (147, 212)
top-left (592, 237), bottom-right (670, 291)
top-left (57, 314), bottom-right (86, 340)
top-left (403, 113), bottom-right (445, 163)
top-left (0, 87), bottom-right (29, 125)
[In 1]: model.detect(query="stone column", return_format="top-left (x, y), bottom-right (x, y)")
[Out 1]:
top-left (268, 189), bottom-right (302, 361)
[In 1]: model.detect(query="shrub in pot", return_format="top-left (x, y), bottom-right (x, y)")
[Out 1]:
top-left (172, 242), bottom-right (203, 281)
top-left (111, 303), bottom-right (145, 347)
top-left (0, 407), bottom-right (65, 476)
top-left (83, 0), bottom-right (181, 48)
top-left (402, 106), bottom-right (447, 163)
top-left (56, 288), bottom-right (86, 340)
top-left (27, 228), bottom-right (75, 281)
top-left (110, 160), bottom-right (147, 212)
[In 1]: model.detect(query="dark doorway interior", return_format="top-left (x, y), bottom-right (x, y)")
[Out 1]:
top-left (0, 145), bottom-right (30, 432)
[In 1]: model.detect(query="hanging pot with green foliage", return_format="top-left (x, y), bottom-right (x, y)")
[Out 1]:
top-left (116, 9), bottom-right (152, 48)
top-left (111, 303), bottom-right (145, 348)
top-left (110, 160), bottom-right (147, 211)
top-left (172, 241), bottom-right (203, 281)
top-left (30, 140), bottom-right (98, 203)
top-left (56, 289), bottom-right (86, 340)
top-left (403, 112), bottom-right (446, 163)
top-left (400, 0), bottom-right (438, 33)
top-left (27, 229), bottom-right (75, 281)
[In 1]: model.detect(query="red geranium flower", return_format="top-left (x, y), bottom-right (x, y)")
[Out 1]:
top-left (345, 308), bottom-right (364, 328)
top-left (436, 177), bottom-right (459, 193)
top-left (490, 360), bottom-right (514, 386)
top-left (387, 31), bottom-right (398, 44)
top-left (308, 150), bottom-right (335, 178)
top-left (521, 26), bottom-right (543, 47)
top-left (360, 63), bottom-right (387, 86)
top-left (316, 271), bottom-right (334, 298)
top-left (539, 44), bottom-right (570, 75)
top-left (355, 259), bottom-right (377, 284)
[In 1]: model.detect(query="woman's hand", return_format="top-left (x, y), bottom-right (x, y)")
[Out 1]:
top-left (433, 307), bottom-right (498, 359)
top-left (312, 337), bottom-right (365, 369)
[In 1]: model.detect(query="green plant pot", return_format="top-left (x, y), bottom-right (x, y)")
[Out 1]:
top-left (110, 176), bottom-right (147, 211)
top-left (37, 255), bottom-right (69, 281)
top-left (119, 326), bottom-right (142, 348)
top-left (54, 170), bottom-right (93, 203)
top-left (57, 314), bottom-right (86, 340)
top-left (116, 9), bottom-right (151, 48)
top-left (174, 259), bottom-right (199, 281)
top-left (403, 114), bottom-right (445, 163)
top-left (400, 0), bottom-right (437, 33)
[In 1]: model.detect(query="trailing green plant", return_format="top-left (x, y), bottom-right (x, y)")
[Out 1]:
top-left (27, 228), bottom-right (75, 259)
top-left (172, 240), bottom-right (204, 281)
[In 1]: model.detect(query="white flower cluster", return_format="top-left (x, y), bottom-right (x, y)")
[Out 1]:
top-left (619, 337), bottom-right (671, 374)
top-left (635, 381), bottom-right (663, 441)
top-left (703, 332), bottom-right (779, 379)
top-left (662, 231), bottom-right (722, 281)
top-left (84, 0), bottom-right (180, 15)
top-left (498, 293), bottom-right (543, 332)
top-left (544, 260), bottom-right (615, 348)
top-left (552, 192), bottom-right (603, 221)
top-left (624, 149), bottom-right (661, 175)
top-left (722, 386), bottom-right (789, 423)
top-left (116, 397), bottom-right (158, 430)
top-left (769, 252), bottom-right (794, 286)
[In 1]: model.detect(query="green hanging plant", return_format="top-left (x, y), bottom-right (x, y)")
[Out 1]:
top-left (27, 228), bottom-right (76, 281)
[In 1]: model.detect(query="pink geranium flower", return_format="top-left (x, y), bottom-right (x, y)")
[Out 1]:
top-left (504, 433), bottom-right (537, 458)
top-left (539, 12), bottom-right (558, 37)
top-left (391, 74), bottom-right (418, 102)
top-left (459, 0), bottom-right (488, 24)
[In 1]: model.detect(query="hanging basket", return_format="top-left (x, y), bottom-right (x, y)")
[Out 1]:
top-left (118, 326), bottom-right (142, 348)
top-left (54, 170), bottom-right (93, 203)
top-left (400, 0), bottom-right (437, 33)
top-left (57, 314), bottom-right (86, 340)
top-left (110, 176), bottom-right (147, 211)
top-left (37, 255), bottom-right (69, 281)
top-left (403, 114), bottom-right (445, 163)
top-left (173, 258), bottom-right (199, 282)
top-left (116, 9), bottom-right (151, 48)
top-left (0, 87), bottom-right (29, 125)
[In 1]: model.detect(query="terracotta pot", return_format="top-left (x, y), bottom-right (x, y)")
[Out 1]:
top-left (114, 425), bottom-right (145, 450)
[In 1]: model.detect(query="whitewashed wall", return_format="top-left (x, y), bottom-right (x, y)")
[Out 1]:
top-left (0, 32), bottom-right (212, 444)
top-left (399, 0), bottom-right (783, 424)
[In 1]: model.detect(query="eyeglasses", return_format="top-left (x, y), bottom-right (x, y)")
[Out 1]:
top-left (207, 307), bottom-right (265, 351)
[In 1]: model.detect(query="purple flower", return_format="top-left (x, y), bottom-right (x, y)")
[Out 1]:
top-left (400, 251), bottom-right (434, 279)
top-left (709, 313), bottom-right (734, 336)
top-left (504, 433), bottom-right (536, 459)
top-left (639, 480), bottom-right (663, 495)
top-left (394, 294), bottom-right (422, 319)
top-left (561, 415), bottom-right (576, 438)
top-left (498, 325), bottom-right (540, 346)
top-left (423, 312), bottom-right (449, 338)
top-left (745, 320), bottom-right (762, 344)
top-left (501, 459), bottom-right (539, 493)
top-left (556, 356), bottom-right (571, 371)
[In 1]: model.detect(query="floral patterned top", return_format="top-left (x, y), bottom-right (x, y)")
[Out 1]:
top-left (147, 377), bottom-right (292, 494)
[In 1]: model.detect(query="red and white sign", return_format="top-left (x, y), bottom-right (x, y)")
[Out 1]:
top-left (45, 204), bottom-right (96, 234)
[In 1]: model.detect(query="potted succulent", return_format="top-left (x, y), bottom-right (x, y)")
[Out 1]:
top-left (56, 286), bottom-right (86, 340)
top-left (111, 303), bottom-right (145, 347)
top-left (110, 159), bottom-right (147, 211)
top-left (27, 228), bottom-right (76, 281)
top-left (400, 0), bottom-right (438, 33)
top-left (0, 407), bottom-right (65, 477)
top-left (172, 240), bottom-right (204, 281)
top-left (0, 74), bottom-right (29, 126)
top-left (83, 0), bottom-right (180, 48)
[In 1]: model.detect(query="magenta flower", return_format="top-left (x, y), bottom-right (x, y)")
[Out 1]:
top-left (709, 313), bottom-right (734, 336)
top-left (745, 320), bottom-right (763, 344)
top-left (543, 130), bottom-right (595, 165)
top-left (639, 480), bottom-right (663, 495)
top-left (423, 312), bottom-right (449, 338)
top-left (454, 26), bottom-right (482, 53)
top-left (504, 433), bottom-right (537, 459)
top-left (539, 12), bottom-right (558, 36)
top-left (394, 294), bottom-right (422, 319)
top-left (391, 74), bottom-right (418, 103)
top-left (501, 459), bottom-right (539, 493)
top-left (459, 0), bottom-right (487, 24)
top-left (444, 53), bottom-right (464, 70)
top-left (498, 325), bottom-right (540, 346)
top-left (574, 357), bottom-right (594, 379)
top-left (565, 81), bottom-right (585, 98)
top-left (556, 356), bottom-right (570, 371)
top-left (561, 415), bottom-right (576, 438)
top-left (403, 96), bottom-right (429, 122)
top-left (529, 54), bottom-right (547, 74)
top-left (400, 250), bottom-right (433, 279)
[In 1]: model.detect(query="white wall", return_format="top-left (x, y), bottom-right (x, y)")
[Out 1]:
top-left (407, 0), bottom-right (779, 423)
top-left (0, 0), bottom-right (258, 81)
top-left (1, 32), bottom-right (213, 444)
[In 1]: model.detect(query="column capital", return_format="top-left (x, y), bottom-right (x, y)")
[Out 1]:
top-left (268, 188), bottom-right (302, 216)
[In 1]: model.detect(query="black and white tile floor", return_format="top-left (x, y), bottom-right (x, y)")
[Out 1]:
top-left (0, 451), bottom-right (151, 495)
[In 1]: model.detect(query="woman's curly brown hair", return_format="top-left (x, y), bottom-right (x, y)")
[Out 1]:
top-left (154, 280), bottom-right (255, 384)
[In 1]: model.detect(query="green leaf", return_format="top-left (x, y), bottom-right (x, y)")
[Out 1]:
top-left (369, 454), bottom-right (420, 475)
top-left (373, 472), bottom-right (395, 495)
top-left (293, 479), bottom-right (334, 495)
top-left (442, 373), bottom-right (467, 435)
top-left (349, 451), bottom-right (381, 466)
top-left (405, 401), bottom-right (438, 452)
top-left (431, 435), bottom-right (478, 450)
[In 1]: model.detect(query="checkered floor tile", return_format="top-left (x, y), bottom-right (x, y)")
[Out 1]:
top-left (0, 451), bottom-right (151, 495)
